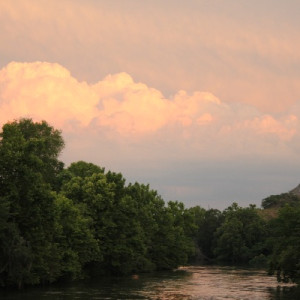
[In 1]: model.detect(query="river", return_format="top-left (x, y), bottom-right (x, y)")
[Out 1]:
top-left (1, 266), bottom-right (299, 299)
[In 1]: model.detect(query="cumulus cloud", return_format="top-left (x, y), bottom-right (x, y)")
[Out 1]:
top-left (93, 73), bottom-right (170, 134)
top-left (0, 61), bottom-right (299, 160)
top-left (0, 62), bottom-right (99, 128)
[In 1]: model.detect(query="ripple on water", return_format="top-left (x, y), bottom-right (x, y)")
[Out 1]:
top-left (135, 266), bottom-right (296, 300)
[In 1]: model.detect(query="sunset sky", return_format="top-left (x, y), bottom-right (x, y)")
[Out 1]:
top-left (1, 0), bottom-right (300, 209)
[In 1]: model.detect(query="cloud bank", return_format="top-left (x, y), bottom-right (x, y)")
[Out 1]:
top-left (0, 61), bottom-right (299, 163)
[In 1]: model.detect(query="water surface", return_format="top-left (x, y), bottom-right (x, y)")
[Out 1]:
top-left (1, 266), bottom-right (299, 299)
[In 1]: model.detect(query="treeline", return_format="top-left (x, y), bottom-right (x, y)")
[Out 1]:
top-left (0, 119), bottom-right (300, 288)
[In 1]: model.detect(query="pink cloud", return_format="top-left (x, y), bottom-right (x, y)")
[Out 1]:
top-left (0, 61), bottom-right (298, 161)
top-left (0, 62), bottom-right (99, 128)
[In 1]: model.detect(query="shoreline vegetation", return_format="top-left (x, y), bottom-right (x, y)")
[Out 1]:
top-left (1, 119), bottom-right (300, 289)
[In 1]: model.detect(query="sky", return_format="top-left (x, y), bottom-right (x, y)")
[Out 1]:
top-left (1, 0), bottom-right (300, 209)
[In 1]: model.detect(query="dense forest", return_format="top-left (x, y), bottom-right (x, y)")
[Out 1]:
top-left (1, 119), bottom-right (300, 288)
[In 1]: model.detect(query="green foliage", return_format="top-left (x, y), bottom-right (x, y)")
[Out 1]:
top-left (99, 194), bottom-right (147, 275)
top-left (56, 161), bottom-right (104, 191)
top-left (189, 207), bottom-right (223, 260)
top-left (125, 183), bottom-right (164, 271)
top-left (148, 201), bottom-right (195, 270)
top-left (267, 205), bottom-right (300, 283)
top-left (61, 172), bottom-right (196, 275)
top-left (67, 161), bottom-right (104, 178)
top-left (0, 119), bottom-right (65, 287)
top-left (214, 203), bottom-right (267, 264)
top-left (261, 193), bottom-right (300, 209)
top-left (53, 194), bottom-right (100, 280)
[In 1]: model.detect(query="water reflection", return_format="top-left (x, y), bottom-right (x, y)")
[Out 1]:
top-left (1, 266), bottom-right (299, 300)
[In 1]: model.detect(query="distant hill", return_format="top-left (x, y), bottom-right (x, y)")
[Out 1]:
top-left (259, 184), bottom-right (300, 220)
top-left (289, 183), bottom-right (300, 197)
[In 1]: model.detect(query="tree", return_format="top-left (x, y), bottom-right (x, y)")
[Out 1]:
top-left (214, 203), bottom-right (267, 264)
top-left (0, 119), bottom-right (65, 287)
top-left (60, 172), bottom-right (114, 271)
top-left (262, 193), bottom-right (300, 209)
top-left (61, 176), bottom-right (152, 275)
top-left (99, 194), bottom-right (148, 275)
top-left (56, 161), bottom-right (104, 192)
top-left (192, 207), bottom-right (223, 260)
top-left (125, 183), bottom-right (164, 271)
top-left (268, 205), bottom-right (300, 283)
top-left (53, 194), bottom-right (100, 280)
top-left (163, 201), bottom-right (196, 267)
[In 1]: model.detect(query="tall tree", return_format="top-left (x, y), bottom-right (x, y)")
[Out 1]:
top-left (53, 194), bottom-right (100, 280)
top-left (214, 203), bottom-right (267, 264)
top-left (0, 119), bottom-right (65, 287)
top-left (189, 207), bottom-right (223, 260)
top-left (268, 205), bottom-right (300, 283)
